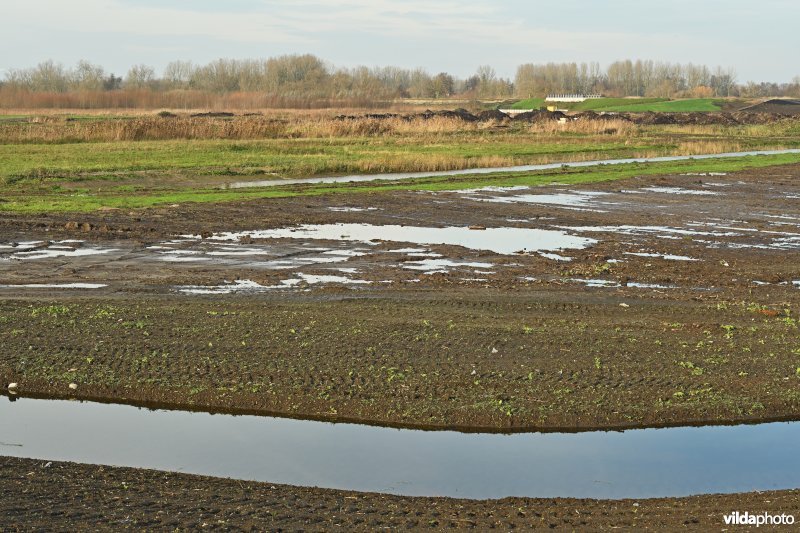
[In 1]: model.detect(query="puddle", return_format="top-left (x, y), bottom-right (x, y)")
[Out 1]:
top-left (401, 259), bottom-right (494, 272)
top-left (178, 279), bottom-right (272, 295)
top-left (2, 242), bottom-right (118, 261)
top-left (178, 273), bottom-right (371, 294)
top-left (223, 149), bottom-right (800, 189)
top-left (327, 207), bottom-right (379, 213)
top-left (151, 240), bottom-right (369, 269)
top-left (570, 278), bottom-right (620, 288)
top-left (2, 397), bottom-right (800, 499)
top-left (539, 252), bottom-right (572, 262)
top-left (0, 283), bottom-right (107, 290)
top-left (568, 279), bottom-right (677, 290)
top-left (466, 191), bottom-right (614, 211)
top-left (640, 187), bottom-right (719, 196)
top-left (568, 225), bottom-right (741, 238)
top-left (627, 282), bottom-right (677, 289)
top-left (682, 172), bottom-right (728, 176)
top-left (460, 185), bottom-right (530, 194)
top-left (625, 252), bottom-right (698, 261)
top-left (193, 224), bottom-right (595, 256)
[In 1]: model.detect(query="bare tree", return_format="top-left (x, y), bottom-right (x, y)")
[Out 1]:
top-left (124, 64), bottom-right (156, 89)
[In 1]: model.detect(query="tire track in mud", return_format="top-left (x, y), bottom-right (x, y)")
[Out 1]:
top-left (1, 289), bottom-right (798, 431)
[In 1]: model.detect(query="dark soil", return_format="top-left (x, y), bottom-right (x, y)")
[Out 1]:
top-left (1, 164), bottom-right (800, 431)
top-left (742, 100), bottom-right (800, 116)
top-left (1, 457), bottom-right (797, 530)
top-left (2, 164), bottom-right (800, 528)
top-left (333, 108), bottom-right (800, 125)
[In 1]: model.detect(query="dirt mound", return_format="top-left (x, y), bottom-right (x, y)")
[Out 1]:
top-left (511, 110), bottom-right (565, 123)
top-left (330, 108), bottom-right (797, 126)
top-left (741, 99), bottom-right (800, 115)
top-left (571, 111), bottom-right (630, 122)
top-left (334, 110), bottom-right (482, 122)
top-left (615, 111), bottom-right (795, 126)
top-left (476, 109), bottom-right (510, 121)
top-left (190, 112), bottom-right (235, 118)
top-left (415, 108), bottom-right (479, 121)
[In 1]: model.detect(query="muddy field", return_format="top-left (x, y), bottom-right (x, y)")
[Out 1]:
top-left (1, 163), bottom-right (799, 431)
top-left (2, 160), bottom-right (800, 527)
top-left (2, 457), bottom-right (798, 530)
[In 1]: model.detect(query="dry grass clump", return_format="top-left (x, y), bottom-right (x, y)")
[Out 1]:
top-left (0, 117), bottom-right (288, 142)
top-left (529, 118), bottom-right (636, 136)
top-left (299, 116), bottom-right (477, 138)
top-left (0, 114), bottom-right (485, 143)
top-left (675, 140), bottom-right (747, 155)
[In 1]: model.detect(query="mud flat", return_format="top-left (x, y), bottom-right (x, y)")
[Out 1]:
top-left (2, 162), bottom-right (800, 527)
top-left (1, 456), bottom-right (799, 530)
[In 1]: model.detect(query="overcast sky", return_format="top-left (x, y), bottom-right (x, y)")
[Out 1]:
top-left (3, 0), bottom-right (798, 82)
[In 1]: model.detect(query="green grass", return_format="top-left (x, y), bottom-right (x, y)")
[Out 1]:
top-left (0, 136), bottom-right (661, 183)
top-left (3, 152), bottom-right (799, 214)
top-left (508, 97), bottom-right (722, 113)
top-left (507, 98), bottom-right (546, 110)
top-left (601, 99), bottom-right (722, 112)
top-left (1, 116), bottom-right (798, 214)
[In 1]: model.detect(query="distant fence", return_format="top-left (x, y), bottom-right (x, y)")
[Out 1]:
top-left (545, 94), bottom-right (603, 102)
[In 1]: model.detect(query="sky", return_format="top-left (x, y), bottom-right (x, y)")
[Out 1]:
top-left (3, 0), bottom-right (799, 82)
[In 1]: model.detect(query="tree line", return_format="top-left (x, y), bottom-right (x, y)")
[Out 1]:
top-left (2, 55), bottom-right (799, 106)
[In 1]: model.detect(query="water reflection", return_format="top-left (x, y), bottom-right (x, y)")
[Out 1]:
top-left (2, 397), bottom-right (799, 499)
top-left (225, 149), bottom-right (800, 189)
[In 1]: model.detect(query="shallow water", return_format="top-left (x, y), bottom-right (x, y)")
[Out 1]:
top-left (468, 190), bottom-right (613, 208)
top-left (196, 223), bottom-right (596, 255)
top-left (2, 397), bottom-right (799, 500)
top-left (0, 283), bottom-right (107, 290)
top-left (224, 149), bottom-right (800, 189)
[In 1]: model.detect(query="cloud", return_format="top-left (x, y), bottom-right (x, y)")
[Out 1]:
top-left (4, 0), bottom-right (797, 80)
top-left (6, 0), bottom-right (310, 45)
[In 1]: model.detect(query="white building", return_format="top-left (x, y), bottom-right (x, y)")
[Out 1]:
top-left (545, 94), bottom-right (602, 103)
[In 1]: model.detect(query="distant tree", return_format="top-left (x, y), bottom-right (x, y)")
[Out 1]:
top-left (264, 54), bottom-right (329, 96)
top-left (191, 59), bottom-right (241, 93)
top-left (103, 74), bottom-right (122, 91)
top-left (408, 68), bottom-right (433, 98)
top-left (70, 60), bottom-right (106, 91)
top-left (431, 72), bottom-right (454, 98)
top-left (710, 66), bottom-right (737, 97)
top-left (462, 75), bottom-right (480, 94)
top-left (124, 64), bottom-right (155, 89)
top-left (29, 60), bottom-right (69, 92)
top-left (163, 60), bottom-right (194, 89)
top-left (789, 76), bottom-right (800, 98)
top-left (688, 85), bottom-right (714, 98)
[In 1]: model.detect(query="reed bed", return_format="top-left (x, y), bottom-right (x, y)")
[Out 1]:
top-left (0, 115), bottom-right (487, 143)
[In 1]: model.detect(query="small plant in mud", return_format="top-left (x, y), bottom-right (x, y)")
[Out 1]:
top-left (522, 325), bottom-right (534, 335)
top-left (31, 305), bottom-right (70, 318)
top-left (592, 262), bottom-right (612, 275)
top-left (91, 307), bottom-right (116, 319)
top-left (495, 399), bottom-right (517, 417)
top-left (721, 324), bottom-right (736, 339)
top-left (678, 361), bottom-right (705, 376)
top-left (385, 367), bottom-right (406, 383)
top-left (594, 356), bottom-right (602, 370)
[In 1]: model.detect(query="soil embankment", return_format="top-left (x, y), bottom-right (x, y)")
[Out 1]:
top-left (1, 457), bottom-right (798, 530)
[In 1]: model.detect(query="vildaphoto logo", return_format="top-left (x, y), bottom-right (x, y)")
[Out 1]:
top-left (723, 511), bottom-right (795, 527)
